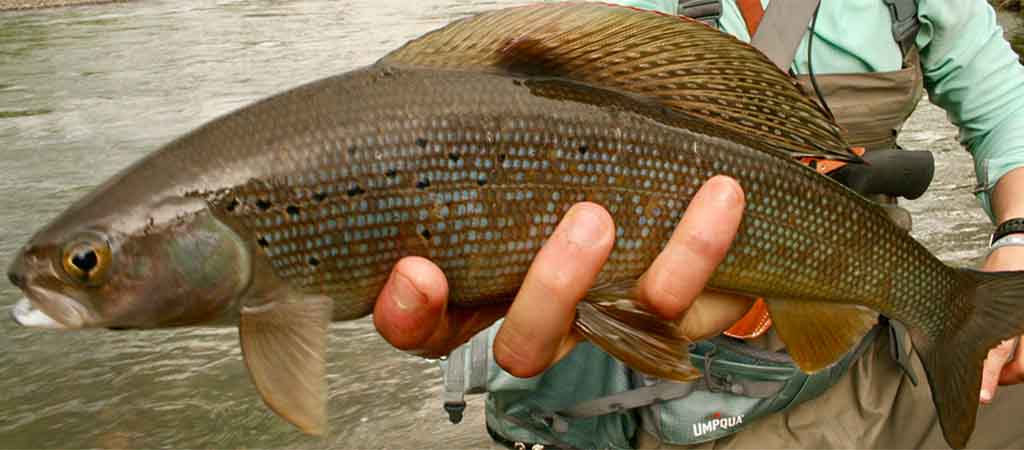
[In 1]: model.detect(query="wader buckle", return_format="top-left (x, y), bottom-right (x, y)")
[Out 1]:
top-left (444, 400), bottom-right (466, 424)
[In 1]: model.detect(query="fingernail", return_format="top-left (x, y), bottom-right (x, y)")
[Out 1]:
top-left (708, 176), bottom-right (740, 206)
top-left (981, 389), bottom-right (993, 403)
top-left (566, 206), bottom-right (608, 247)
top-left (391, 272), bottom-right (426, 313)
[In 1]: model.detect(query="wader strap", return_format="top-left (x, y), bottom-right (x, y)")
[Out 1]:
top-left (442, 331), bottom-right (491, 423)
top-left (750, 0), bottom-right (821, 71)
top-left (677, 0), bottom-right (722, 25)
top-left (676, 1), bottom-right (920, 60)
top-left (883, 0), bottom-right (921, 57)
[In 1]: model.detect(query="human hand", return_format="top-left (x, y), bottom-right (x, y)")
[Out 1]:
top-left (979, 244), bottom-right (1024, 404)
top-left (373, 175), bottom-right (752, 377)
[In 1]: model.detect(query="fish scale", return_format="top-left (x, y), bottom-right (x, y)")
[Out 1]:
top-left (195, 66), bottom-right (954, 330)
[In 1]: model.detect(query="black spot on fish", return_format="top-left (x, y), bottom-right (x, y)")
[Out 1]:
top-left (578, 144), bottom-right (588, 155)
top-left (415, 137), bottom-right (428, 148)
top-left (477, 176), bottom-right (488, 186)
top-left (256, 199), bottom-right (272, 211)
top-left (347, 185), bottom-right (365, 197)
top-left (348, 145), bottom-right (358, 157)
top-left (226, 198), bottom-right (240, 212)
top-left (448, 152), bottom-right (460, 162)
top-left (257, 237), bottom-right (269, 248)
top-left (416, 178), bottom-right (431, 189)
top-left (513, 79), bottom-right (523, 86)
top-left (498, 153), bottom-right (507, 163)
top-left (420, 228), bottom-right (431, 240)
top-left (385, 168), bottom-right (398, 178)
top-left (308, 256), bottom-right (320, 267)
top-left (313, 192), bottom-right (327, 203)
top-left (286, 205), bottom-right (300, 216)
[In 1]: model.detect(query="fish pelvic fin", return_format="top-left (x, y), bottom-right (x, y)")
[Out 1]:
top-left (380, 2), bottom-right (858, 163)
top-left (913, 269), bottom-right (1024, 449)
top-left (239, 292), bottom-right (333, 436)
top-left (573, 279), bottom-right (701, 382)
top-left (764, 298), bottom-right (879, 373)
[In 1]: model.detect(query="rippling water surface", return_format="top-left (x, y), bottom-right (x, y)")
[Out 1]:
top-left (0, 1), bottom-right (1017, 448)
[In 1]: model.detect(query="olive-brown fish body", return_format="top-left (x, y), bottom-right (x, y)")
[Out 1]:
top-left (203, 66), bottom-right (951, 329)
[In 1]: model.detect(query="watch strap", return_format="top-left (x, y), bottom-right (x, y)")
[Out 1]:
top-left (990, 234), bottom-right (1024, 252)
top-left (990, 218), bottom-right (1024, 247)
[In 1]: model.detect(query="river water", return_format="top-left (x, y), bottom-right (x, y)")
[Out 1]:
top-left (0, 1), bottom-right (1018, 448)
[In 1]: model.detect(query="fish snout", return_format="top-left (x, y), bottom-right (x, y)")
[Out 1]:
top-left (8, 270), bottom-right (25, 288)
top-left (7, 251), bottom-right (28, 288)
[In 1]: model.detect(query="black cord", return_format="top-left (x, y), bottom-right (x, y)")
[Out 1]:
top-left (807, 3), bottom-right (836, 121)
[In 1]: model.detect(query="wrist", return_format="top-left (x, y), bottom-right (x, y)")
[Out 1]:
top-left (983, 243), bottom-right (1024, 271)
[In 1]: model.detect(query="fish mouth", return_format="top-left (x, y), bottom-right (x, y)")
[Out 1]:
top-left (10, 288), bottom-right (92, 329)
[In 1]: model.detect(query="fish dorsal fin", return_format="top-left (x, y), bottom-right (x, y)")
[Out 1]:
top-left (381, 2), bottom-right (857, 162)
top-left (765, 298), bottom-right (878, 373)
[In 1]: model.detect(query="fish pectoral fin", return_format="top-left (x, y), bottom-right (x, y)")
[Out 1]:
top-left (765, 298), bottom-right (878, 373)
top-left (573, 279), bottom-right (701, 382)
top-left (239, 293), bottom-right (333, 436)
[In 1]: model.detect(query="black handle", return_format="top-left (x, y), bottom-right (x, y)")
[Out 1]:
top-left (830, 149), bottom-right (935, 200)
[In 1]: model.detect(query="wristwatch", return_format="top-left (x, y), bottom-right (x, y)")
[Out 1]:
top-left (989, 217), bottom-right (1024, 248)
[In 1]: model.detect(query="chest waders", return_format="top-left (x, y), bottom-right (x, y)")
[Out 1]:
top-left (441, 1), bottom-right (934, 448)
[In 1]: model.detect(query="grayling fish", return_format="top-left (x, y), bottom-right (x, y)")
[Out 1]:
top-left (7, 4), bottom-right (1024, 448)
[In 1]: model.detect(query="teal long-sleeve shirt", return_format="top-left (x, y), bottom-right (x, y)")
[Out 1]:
top-left (610, 0), bottom-right (1024, 219)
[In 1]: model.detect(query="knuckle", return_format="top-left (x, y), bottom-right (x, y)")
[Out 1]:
top-left (676, 226), bottom-right (728, 262)
top-left (638, 276), bottom-right (686, 312)
top-left (534, 267), bottom-right (577, 295)
top-left (493, 326), bottom-right (546, 377)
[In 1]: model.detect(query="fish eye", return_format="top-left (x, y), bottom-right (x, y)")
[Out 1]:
top-left (62, 235), bottom-right (111, 286)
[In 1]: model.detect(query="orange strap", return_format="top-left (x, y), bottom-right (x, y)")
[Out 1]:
top-left (724, 298), bottom-right (772, 339)
top-left (736, 0), bottom-right (765, 38)
top-left (725, 147), bottom-right (867, 339)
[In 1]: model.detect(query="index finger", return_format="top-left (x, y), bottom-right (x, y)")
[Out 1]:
top-left (637, 175), bottom-right (746, 320)
top-left (493, 202), bottom-right (616, 378)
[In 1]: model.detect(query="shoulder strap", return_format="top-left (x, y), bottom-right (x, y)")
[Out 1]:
top-left (677, 0), bottom-right (723, 25)
top-left (679, 1), bottom-right (920, 61)
top-left (750, 0), bottom-right (821, 71)
top-left (882, 0), bottom-right (920, 56)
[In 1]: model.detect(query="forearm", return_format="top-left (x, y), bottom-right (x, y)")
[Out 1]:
top-left (990, 167), bottom-right (1024, 223)
top-left (982, 168), bottom-right (1024, 271)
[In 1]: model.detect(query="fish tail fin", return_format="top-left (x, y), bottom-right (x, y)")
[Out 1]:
top-left (571, 279), bottom-right (702, 382)
top-left (913, 268), bottom-right (1024, 449)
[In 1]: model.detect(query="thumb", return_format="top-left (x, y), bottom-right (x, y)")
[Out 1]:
top-left (374, 257), bottom-right (449, 352)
